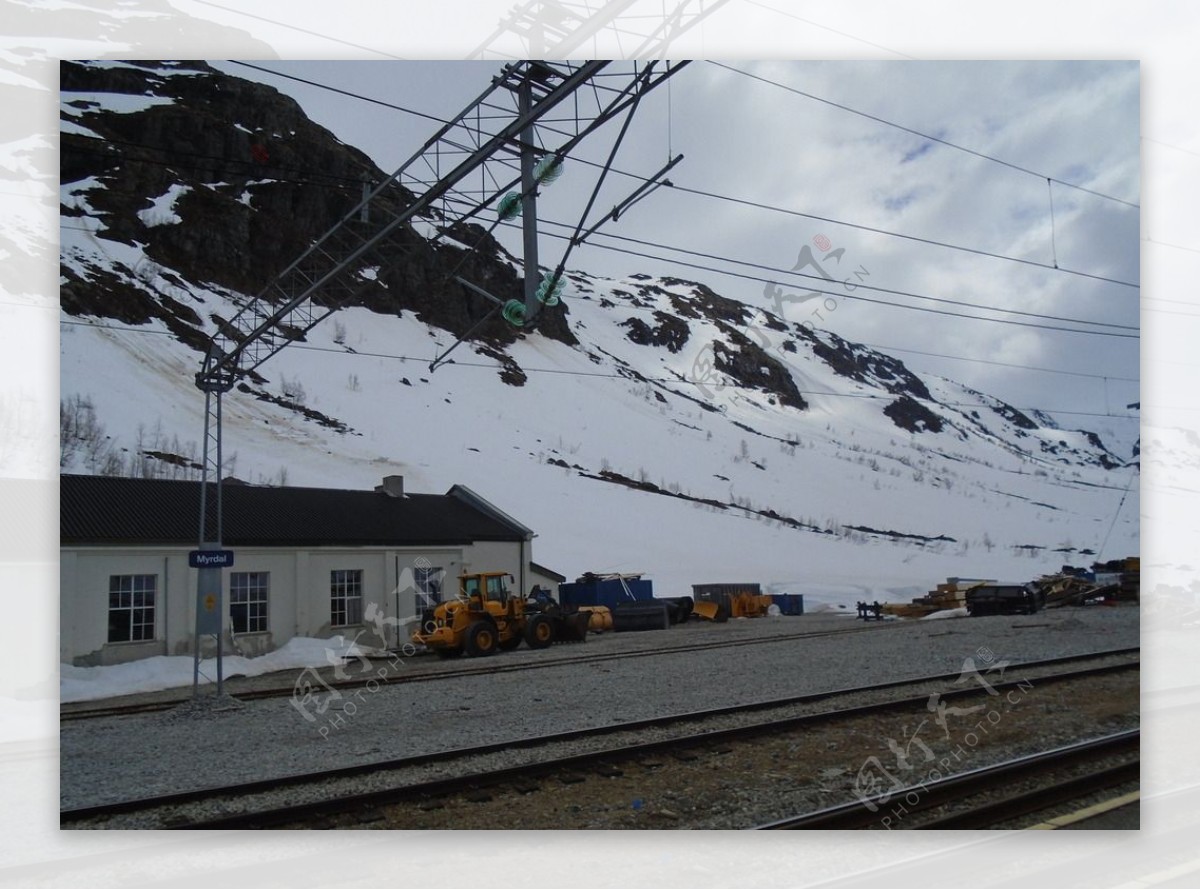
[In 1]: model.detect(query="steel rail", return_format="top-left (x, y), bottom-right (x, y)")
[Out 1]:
top-left (60, 622), bottom-right (911, 720)
top-left (754, 729), bottom-right (1140, 830)
top-left (61, 656), bottom-right (1139, 828)
top-left (59, 631), bottom-right (1139, 721)
top-left (914, 760), bottom-right (1139, 829)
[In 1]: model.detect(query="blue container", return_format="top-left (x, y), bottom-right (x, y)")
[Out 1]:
top-left (558, 578), bottom-right (654, 610)
top-left (772, 594), bottom-right (805, 615)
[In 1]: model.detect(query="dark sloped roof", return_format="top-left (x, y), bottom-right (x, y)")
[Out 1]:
top-left (529, 561), bottom-right (566, 583)
top-left (60, 475), bottom-right (529, 547)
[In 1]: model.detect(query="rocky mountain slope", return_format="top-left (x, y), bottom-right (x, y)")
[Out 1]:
top-left (59, 60), bottom-right (1138, 600)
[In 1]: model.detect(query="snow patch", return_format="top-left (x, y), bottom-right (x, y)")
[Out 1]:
top-left (920, 607), bottom-right (969, 620)
top-left (137, 184), bottom-right (190, 227)
top-left (60, 635), bottom-right (375, 703)
top-left (60, 92), bottom-right (175, 115)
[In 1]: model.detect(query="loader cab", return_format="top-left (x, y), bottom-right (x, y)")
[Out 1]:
top-left (459, 572), bottom-right (515, 609)
top-left (485, 573), bottom-right (510, 605)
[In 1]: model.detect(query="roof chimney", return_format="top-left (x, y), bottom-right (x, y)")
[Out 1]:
top-left (375, 475), bottom-right (405, 498)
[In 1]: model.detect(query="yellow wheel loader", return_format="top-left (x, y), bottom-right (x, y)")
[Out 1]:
top-left (411, 572), bottom-right (589, 657)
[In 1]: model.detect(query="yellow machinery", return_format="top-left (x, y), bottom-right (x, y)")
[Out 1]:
top-left (692, 600), bottom-right (725, 622)
top-left (576, 605), bottom-right (613, 633)
top-left (729, 592), bottom-right (775, 618)
top-left (692, 592), bottom-right (774, 621)
top-left (412, 571), bottom-right (587, 657)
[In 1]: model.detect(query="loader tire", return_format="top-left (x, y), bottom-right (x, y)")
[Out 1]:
top-left (498, 632), bottom-right (523, 651)
top-left (465, 621), bottom-right (499, 657)
top-left (525, 614), bottom-right (555, 649)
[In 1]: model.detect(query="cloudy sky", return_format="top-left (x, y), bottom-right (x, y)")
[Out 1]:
top-left (210, 56), bottom-right (1141, 445)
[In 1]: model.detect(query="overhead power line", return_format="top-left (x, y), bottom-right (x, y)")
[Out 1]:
top-left (59, 318), bottom-right (1139, 421)
top-left (58, 224), bottom-right (1140, 384)
top-left (214, 60), bottom-right (1140, 290)
top-left (856, 342), bottom-right (1138, 383)
top-left (709, 61), bottom-right (1140, 210)
top-left (62, 137), bottom-right (367, 190)
top-left (228, 61), bottom-right (441, 123)
top-left (666, 182), bottom-right (1140, 290)
top-left (510, 220), bottom-right (1138, 339)
top-left (528, 217), bottom-right (1138, 331)
top-left (58, 136), bottom-right (1140, 336)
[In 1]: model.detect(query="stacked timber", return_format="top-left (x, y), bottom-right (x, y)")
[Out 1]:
top-left (881, 578), bottom-right (991, 618)
top-left (1117, 557), bottom-right (1140, 601)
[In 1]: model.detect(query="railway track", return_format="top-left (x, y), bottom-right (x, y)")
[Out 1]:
top-left (755, 729), bottom-right (1139, 830)
top-left (60, 621), bottom-right (910, 721)
top-left (61, 650), bottom-right (1138, 829)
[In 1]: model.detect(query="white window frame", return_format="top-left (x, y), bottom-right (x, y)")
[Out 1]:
top-left (230, 571), bottom-right (269, 634)
top-left (331, 569), bottom-right (363, 627)
top-left (108, 574), bottom-right (156, 643)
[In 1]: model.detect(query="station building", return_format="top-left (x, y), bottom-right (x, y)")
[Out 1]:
top-left (59, 474), bottom-right (546, 666)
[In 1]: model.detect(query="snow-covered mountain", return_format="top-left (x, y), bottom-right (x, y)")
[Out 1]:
top-left (59, 60), bottom-right (1139, 605)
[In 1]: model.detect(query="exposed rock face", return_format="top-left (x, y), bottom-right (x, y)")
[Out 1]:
top-left (59, 59), bottom-right (575, 354)
top-left (59, 61), bottom-right (1126, 468)
top-left (620, 311), bottom-right (690, 353)
top-left (711, 330), bottom-right (808, 411)
top-left (794, 325), bottom-right (931, 401)
top-left (883, 395), bottom-right (944, 434)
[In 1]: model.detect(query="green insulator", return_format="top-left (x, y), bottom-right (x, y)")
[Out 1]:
top-left (497, 192), bottom-right (522, 221)
top-left (536, 273), bottom-right (565, 306)
top-left (534, 155), bottom-right (563, 184)
top-left (501, 299), bottom-right (527, 327)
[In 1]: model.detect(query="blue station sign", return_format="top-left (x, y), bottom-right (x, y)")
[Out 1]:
top-left (189, 549), bottom-right (235, 568)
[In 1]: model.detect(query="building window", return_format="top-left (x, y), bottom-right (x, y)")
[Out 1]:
top-left (108, 574), bottom-right (156, 643)
top-left (230, 572), bottom-right (269, 633)
top-left (414, 565), bottom-right (443, 613)
top-left (331, 569), bottom-right (363, 626)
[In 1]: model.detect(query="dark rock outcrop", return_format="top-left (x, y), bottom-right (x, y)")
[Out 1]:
top-left (59, 59), bottom-right (575, 358)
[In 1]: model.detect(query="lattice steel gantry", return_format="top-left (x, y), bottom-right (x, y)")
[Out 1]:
top-left (190, 60), bottom-right (688, 695)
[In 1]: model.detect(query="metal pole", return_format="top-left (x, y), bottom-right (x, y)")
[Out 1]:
top-left (193, 390), bottom-right (211, 697)
top-left (215, 390), bottom-right (224, 697)
top-left (519, 73), bottom-right (541, 321)
top-left (194, 375), bottom-right (228, 699)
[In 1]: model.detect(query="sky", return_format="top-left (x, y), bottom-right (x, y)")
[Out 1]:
top-left (207, 57), bottom-right (1142, 450)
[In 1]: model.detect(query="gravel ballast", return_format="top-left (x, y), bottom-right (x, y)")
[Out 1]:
top-left (60, 606), bottom-right (1139, 818)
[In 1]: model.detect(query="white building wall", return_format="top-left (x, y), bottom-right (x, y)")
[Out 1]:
top-left (64, 547), bottom-right (174, 665)
top-left (59, 550), bottom-right (77, 664)
top-left (462, 539), bottom-right (527, 595)
top-left (61, 540), bottom-right (525, 665)
top-left (386, 548), bottom-right (465, 644)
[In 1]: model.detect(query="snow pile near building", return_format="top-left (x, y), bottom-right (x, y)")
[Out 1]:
top-left (60, 635), bottom-right (369, 703)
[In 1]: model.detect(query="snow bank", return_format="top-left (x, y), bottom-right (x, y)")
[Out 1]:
top-left (920, 607), bottom-right (969, 620)
top-left (60, 635), bottom-right (372, 703)
top-left (804, 602), bottom-right (855, 616)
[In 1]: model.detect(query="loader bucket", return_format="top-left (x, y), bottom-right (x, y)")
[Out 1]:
top-left (554, 611), bottom-right (591, 642)
top-left (692, 600), bottom-right (724, 622)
